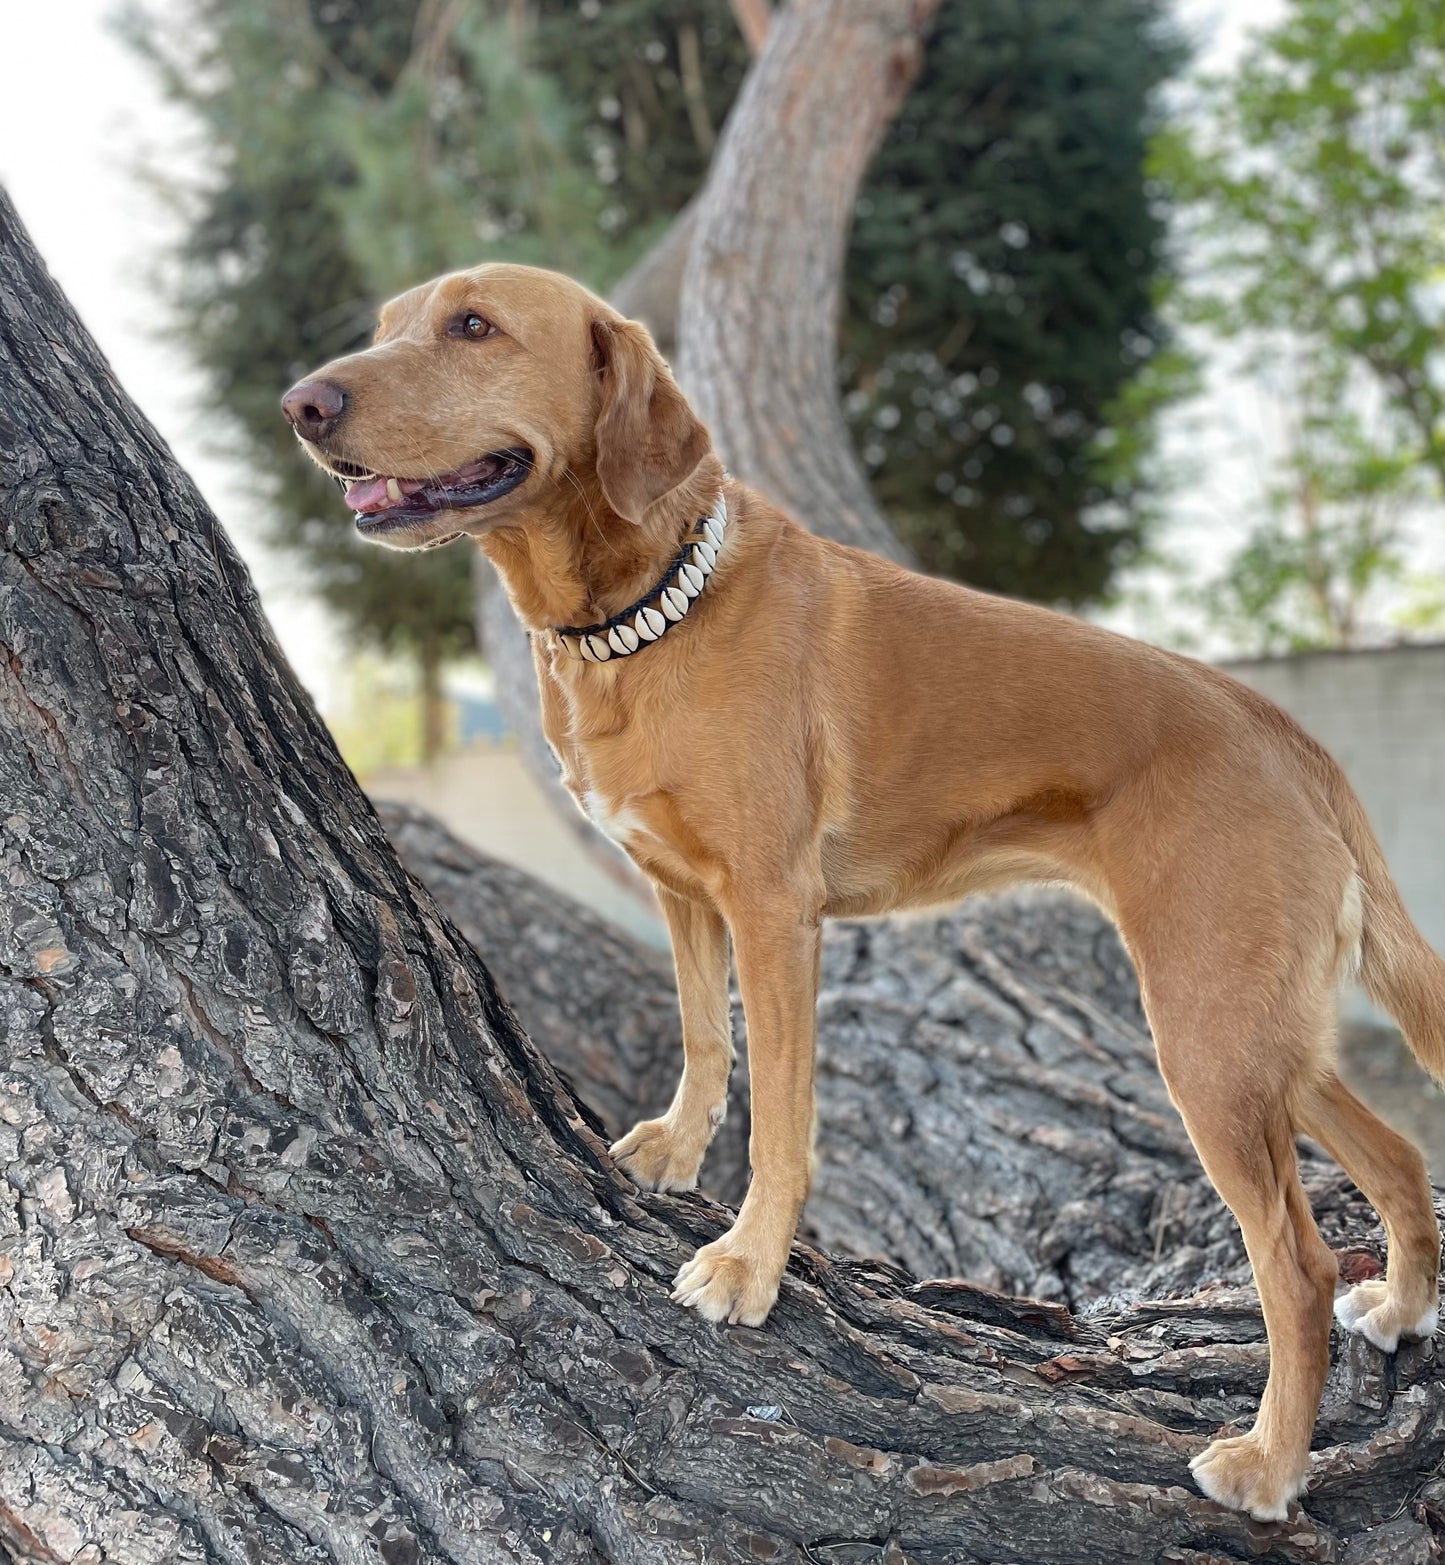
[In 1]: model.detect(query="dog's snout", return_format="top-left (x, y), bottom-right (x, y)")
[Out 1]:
top-left (281, 378), bottom-right (347, 443)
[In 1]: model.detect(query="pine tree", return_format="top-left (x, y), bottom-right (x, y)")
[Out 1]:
top-left (843, 0), bottom-right (1184, 603)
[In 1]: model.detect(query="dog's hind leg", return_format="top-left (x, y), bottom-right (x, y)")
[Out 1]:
top-left (1298, 1073), bottom-right (1440, 1350)
top-left (1170, 1078), bottom-right (1337, 1521)
top-left (611, 887), bottom-right (734, 1192)
top-left (1124, 913), bottom-right (1339, 1521)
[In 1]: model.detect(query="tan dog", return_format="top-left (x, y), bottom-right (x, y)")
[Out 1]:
top-left (283, 262), bottom-right (1443, 1523)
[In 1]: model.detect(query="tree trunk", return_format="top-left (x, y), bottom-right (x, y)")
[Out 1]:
top-left (675, 0), bottom-right (933, 562)
top-left (4, 193), bottom-right (1443, 1563)
top-left (419, 639), bottom-right (448, 765)
top-left (380, 802), bottom-right (681, 1147)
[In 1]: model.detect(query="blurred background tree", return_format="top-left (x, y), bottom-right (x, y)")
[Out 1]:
top-left (843, 0), bottom-right (1186, 603)
top-left (124, 0), bottom-right (1185, 750)
top-left (1154, 0), bottom-right (1445, 652)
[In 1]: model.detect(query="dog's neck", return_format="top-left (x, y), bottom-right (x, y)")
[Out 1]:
top-left (478, 454), bottom-right (727, 635)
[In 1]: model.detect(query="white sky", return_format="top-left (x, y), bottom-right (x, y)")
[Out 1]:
top-left (7, 0), bottom-right (1431, 687)
top-left (0, 0), bottom-right (347, 705)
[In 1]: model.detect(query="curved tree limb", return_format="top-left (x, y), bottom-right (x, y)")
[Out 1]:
top-left (675, 0), bottom-right (934, 560)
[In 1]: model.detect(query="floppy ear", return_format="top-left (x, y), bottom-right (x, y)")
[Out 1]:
top-left (590, 316), bottom-right (711, 524)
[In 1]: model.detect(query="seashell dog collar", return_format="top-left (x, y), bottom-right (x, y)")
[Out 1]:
top-left (551, 500), bottom-right (727, 663)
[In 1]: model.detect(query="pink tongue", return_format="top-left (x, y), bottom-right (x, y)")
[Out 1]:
top-left (344, 474), bottom-right (428, 513)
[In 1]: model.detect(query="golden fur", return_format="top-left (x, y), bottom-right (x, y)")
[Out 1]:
top-left (285, 262), bottom-right (1444, 1523)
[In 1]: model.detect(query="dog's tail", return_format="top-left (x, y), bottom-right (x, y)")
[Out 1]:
top-left (1323, 759), bottom-right (1444, 1084)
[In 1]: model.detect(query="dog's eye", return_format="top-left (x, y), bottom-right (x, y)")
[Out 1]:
top-left (457, 312), bottom-right (496, 341)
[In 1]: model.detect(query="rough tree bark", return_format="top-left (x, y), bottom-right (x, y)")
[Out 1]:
top-left (4, 196), bottom-right (1443, 1562)
top-left (675, 0), bottom-right (932, 562)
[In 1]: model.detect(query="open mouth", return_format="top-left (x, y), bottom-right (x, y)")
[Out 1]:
top-left (333, 449), bottom-right (533, 545)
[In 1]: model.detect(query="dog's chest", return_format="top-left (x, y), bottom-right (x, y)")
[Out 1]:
top-left (579, 786), bottom-right (648, 850)
top-left (542, 680), bottom-right (658, 854)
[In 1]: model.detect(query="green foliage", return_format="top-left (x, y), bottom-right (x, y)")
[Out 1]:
top-left (1199, 375), bottom-right (1428, 653)
top-left (120, 0), bottom-right (479, 704)
top-left (843, 0), bottom-right (1186, 604)
top-left (123, 0), bottom-right (1182, 660)
top-left (531, 0), bottom-right (751, 258)
top-left (1155, 0), bottom-right (1445, 648)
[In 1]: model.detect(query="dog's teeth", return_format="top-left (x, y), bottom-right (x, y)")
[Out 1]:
top-left (386, 477), bottom-right (403, 502)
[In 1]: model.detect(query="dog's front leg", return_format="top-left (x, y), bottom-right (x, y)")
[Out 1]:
top-left (673, 893), bottom-right (820, 1326)
top-left (612, 887), bottom-right (733, 1192)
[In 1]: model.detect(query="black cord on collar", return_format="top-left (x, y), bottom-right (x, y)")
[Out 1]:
top-left (550, 501), bottom-right (728, 663)
top-left (553, 518), bottom-right (710, 639)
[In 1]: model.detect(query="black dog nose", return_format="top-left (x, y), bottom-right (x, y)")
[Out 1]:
top-left (281, 378), bottom-right (347, 442)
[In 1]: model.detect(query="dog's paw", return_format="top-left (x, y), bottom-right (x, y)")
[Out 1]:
top-left (1334, 1279), bottom-right (1439, 1353)
top-left (610, 1116), bottom-right (708, 1193)
top-left (672, 1233), bottom-right (784, 1327)
top-left (1189, 1433), bottom-right (1307, 1524)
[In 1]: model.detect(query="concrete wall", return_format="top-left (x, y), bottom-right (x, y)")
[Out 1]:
top-left (1222, 642), bottom-right (1445, 1016)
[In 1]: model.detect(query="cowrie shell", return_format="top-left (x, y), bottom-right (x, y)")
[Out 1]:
top-left (661, 586), bottom-right (688, 620)
top-left (635, 606), bottom-right (665, 641)
top-left (584, 634), bottom-right (612, 661)
top-left (608, 624), bottom-right (639, 656)
top-left (679, 563), bottom-right (704, 596)
top-left (559, 634), bottom-right (583, 659)
top-left (692, 542), bottom-right (716, 572)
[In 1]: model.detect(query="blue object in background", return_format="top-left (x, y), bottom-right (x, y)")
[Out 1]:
top-left (454, 691), bottom-right (510, 746)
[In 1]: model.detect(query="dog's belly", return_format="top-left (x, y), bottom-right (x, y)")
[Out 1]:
top-left (818, 800), bottom-right (1100, 920)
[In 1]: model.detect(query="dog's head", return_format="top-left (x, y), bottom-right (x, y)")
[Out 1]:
top-left (280, 262), bottom-right (714, 552)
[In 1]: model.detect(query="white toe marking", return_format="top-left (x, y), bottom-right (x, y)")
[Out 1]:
top-left (1333, 1286), bottom-right (1375, 1331)
top-left (1249, 1500), bottom-right (1290, 1525)
top-left (1334, 1286), bottom-right (1440, 1352)
top-left (1406, 1303), bottom-right (1439, 1340)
